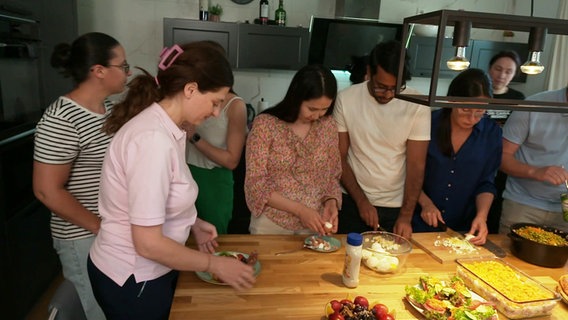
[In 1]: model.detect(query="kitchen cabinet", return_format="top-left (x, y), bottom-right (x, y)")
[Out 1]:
top-left (163, 19), bottom-right (238, 68)
top-left (407, 36), bottom-right (472, 78)
top-left (163, 18), bottom-right (309, 70)
top-left (408, 36), bottom-right (528, 82)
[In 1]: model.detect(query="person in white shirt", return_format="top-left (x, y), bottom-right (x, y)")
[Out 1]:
top-left (334, 40), bottom-right (431, 239)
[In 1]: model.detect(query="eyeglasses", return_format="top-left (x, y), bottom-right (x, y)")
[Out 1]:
top-left (108, 62), bottom-right (130, 73)
top-left (371, 82), bottom-right (406, 94)
top-left (457, 108), bottom-right (486, 118)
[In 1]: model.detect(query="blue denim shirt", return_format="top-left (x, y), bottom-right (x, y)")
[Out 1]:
top-left (413, 109), bottom-right (502, 232)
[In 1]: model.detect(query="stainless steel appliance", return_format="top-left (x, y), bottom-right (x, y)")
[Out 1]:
top-left (0, 11), bottom-right (43, 136)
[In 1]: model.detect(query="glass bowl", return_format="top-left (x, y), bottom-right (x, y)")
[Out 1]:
top-left (360, 231), bottom-right (412, 274)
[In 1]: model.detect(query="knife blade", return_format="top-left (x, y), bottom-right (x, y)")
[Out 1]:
top-left (456, 230), bottom-right (507, 258)
top-left (482, 238), bottom-right (507, 258)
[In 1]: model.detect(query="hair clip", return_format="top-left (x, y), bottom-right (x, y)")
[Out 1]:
top-left (158, 44), bottom-right (183, 71)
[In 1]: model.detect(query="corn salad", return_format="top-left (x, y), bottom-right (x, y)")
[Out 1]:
top-left (461, 260), bottom-right (553, 302)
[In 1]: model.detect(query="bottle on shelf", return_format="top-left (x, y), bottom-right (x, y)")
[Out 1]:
top-left (275, 0), bottom-right (286, 26)
top-left (342, 232), bottom-right (363, 288)
top-left (199, 0), bottom-right (209, 21)
top-left (259, 0), bottom-right (269, 25)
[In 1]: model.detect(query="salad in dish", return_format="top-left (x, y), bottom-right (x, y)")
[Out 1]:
top-left (405, 275), bottom-right (498, 320)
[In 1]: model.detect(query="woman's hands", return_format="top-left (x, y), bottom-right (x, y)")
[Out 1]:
top-left (321, 198), bottom-right (338, 234)
top-left (192, 218), bottom-right (219, 253)
top-left (208, 255), bottom-right (255, 291)
top-left (298, 205), bottom-right (328, 235)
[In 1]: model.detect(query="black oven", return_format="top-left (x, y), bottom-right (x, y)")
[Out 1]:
top-left (0, 11), bottom-right (43, 137)
top-left (0, 10), bottom-right (60, 319)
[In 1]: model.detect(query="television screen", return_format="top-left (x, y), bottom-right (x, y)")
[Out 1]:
top-left (308, 18), bottom-right (403, 71)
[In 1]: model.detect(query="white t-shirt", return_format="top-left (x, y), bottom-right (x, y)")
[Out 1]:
top-left (333, 82), bottom-right (431, 207)
top-left (90, 103), bottom-right (197, 286)
top-left (186, 96), bottom-right (244, 169)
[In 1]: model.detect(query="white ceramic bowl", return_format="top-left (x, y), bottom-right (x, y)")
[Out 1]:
top-left (361, 231), bottom-right (412, 274)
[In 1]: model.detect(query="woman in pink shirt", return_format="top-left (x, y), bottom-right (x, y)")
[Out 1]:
top-left (88, 42), bottom-right (255, 320)
top-left (245, 64), bottom-right (342, 235)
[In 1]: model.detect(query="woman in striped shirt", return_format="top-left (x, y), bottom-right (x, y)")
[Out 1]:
top-left (33, 32), bottom-right (130, 320)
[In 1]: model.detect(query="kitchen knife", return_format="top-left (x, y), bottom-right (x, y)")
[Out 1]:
top-left (456, 230), bottom-right (507, 258)
top-left (482, 238), bottom-right (507, 258)
top-left (447, 228), bottom-right (506, 258)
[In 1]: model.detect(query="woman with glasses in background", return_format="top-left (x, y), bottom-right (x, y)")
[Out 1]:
top-left (411, 68), bottom-right (502, 245)
top-left (33, 32), bottom-right (131, 320)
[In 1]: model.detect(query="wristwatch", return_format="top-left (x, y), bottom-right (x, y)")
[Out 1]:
top-left (190, 133), bottom-right (201, 144)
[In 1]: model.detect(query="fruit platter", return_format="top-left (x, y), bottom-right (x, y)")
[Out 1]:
top-left (405, 275), bottom-right (498, 320)
top-left (324, 295), bottom-right (396, 320)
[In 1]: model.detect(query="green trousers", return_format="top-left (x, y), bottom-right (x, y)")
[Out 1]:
top-left (189, 164), bottom-right (234, 234)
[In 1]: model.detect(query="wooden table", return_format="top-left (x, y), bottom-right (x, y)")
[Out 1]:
top-left (170, 234), bottom-right (568, 319)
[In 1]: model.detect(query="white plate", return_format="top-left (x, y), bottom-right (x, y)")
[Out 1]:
top-left (195, 251), bottom-right (261, 285)
top-left (405, 285), bottom-right (498, 319)
top-left (304, 235), bottom-right (341, 253)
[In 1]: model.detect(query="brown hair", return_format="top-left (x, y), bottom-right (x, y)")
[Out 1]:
top-left (103, 41), bottom-right (234, 134)
top-left (51, 32), bottom-right (120, 85)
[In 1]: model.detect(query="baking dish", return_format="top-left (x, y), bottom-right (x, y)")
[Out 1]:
top-left (456, 258), bottom-right (560, 319)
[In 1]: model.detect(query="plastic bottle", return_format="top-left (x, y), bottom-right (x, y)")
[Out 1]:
top-left (342, 233), bottom-right (363, 288)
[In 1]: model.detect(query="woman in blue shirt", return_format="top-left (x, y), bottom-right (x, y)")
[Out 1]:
top-left (412, 69), bottom-right (502, 245)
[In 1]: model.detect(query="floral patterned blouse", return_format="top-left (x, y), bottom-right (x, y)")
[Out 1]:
top-left (245, 113), bottom-right (342, 231)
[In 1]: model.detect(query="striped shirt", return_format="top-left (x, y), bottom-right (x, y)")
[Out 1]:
top-left (34, 96), bottom-right (113, 240)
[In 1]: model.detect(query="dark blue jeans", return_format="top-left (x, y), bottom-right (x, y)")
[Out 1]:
top-left (337, 193), bottom-right (400, 234)
top-left (87, 255), bottom-right (178, 320)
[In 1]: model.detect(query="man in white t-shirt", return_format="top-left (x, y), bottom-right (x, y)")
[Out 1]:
top-left (334, 40), bottom-right (431, 239)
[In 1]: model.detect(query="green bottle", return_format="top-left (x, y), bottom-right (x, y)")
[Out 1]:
top-left (275, 0), bottom-right (286, 26)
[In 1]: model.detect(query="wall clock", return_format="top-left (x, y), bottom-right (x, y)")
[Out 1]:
top-left (231, 0), bottom-right (254, 4)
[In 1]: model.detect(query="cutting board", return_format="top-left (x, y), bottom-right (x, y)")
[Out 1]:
top-left (411, 228), bottom-right (496, 263)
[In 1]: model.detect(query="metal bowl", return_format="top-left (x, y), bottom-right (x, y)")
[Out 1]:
top-left (508, 222), bottom-right (568, 268)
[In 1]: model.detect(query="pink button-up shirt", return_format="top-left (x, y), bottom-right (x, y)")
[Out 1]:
top-left (90, 103), bottom-right (197, 285)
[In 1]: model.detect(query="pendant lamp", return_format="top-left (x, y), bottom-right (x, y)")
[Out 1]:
top-left (396, 9), bottom-right (568, 113)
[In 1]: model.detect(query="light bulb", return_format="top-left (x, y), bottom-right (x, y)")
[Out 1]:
top-left (446, 46), bottom-right (470, 71)
top-left (520, 51), bottom-right (545, 75)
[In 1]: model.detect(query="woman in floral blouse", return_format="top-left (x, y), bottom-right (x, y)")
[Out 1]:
top-left (245, 64), bottom-right (342, 235)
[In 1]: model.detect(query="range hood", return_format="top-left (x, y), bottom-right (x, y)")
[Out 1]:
top-left (335, 0), bottom-right (380, 21)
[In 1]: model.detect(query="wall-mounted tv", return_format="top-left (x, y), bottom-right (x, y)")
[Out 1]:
top-left (308, 17), bottom-right (403, 71)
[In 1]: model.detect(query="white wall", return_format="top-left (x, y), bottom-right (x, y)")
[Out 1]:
top-left (77, 0), bottom-right (562, 109)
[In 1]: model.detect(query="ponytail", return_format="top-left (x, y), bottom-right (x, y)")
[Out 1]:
top-left (102, 68), bottom-right (161, 134)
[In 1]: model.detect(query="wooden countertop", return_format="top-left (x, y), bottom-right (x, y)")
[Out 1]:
top-left (170, 234), bottom-right (568, 320)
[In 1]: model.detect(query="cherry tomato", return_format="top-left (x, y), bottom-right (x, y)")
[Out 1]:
top-left (384, 314), bottom-right (395, 320)
top-left (339, 299), bottom-right (352, 305)
top-left (353, 296), bottom-right (369, 309)
top-left (330, 300), bottom-right (342, 312)
top-left (372, 304), bottom-right (389, 319)
top-left (328, 312), bottom-right (345, 320)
